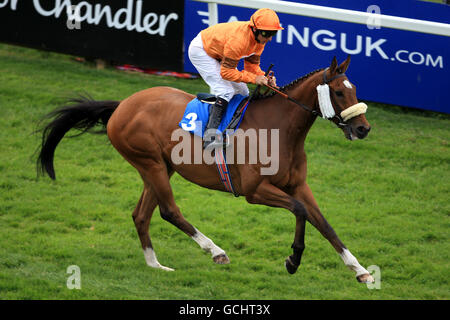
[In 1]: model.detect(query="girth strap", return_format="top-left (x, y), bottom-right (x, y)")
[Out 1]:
top-left (214, 147), bottom-right (239, 197)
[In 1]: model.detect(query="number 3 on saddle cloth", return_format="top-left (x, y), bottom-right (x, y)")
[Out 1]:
top-left (178, 93), bottom-right (249, 197)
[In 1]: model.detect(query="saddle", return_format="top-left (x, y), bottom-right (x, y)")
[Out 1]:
top-left (197, 93), bottom-right (216, 104)
top-left (178, 93), bottom-right (249, 197)
top-left (179, 93), bottom-right (249, 137)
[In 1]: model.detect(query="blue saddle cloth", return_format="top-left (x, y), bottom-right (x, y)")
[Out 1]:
top-left (179, 94), bottom-right (247, 137)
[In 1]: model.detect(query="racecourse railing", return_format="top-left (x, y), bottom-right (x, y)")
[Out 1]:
top-left (192, 0), bottom-right (450, 37)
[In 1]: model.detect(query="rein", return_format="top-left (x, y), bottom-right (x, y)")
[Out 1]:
top-left (264, 68), bottom-right (349, 128)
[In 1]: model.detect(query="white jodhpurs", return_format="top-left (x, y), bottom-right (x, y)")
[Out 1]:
top-left (188, 33), bottom-right (249, 102)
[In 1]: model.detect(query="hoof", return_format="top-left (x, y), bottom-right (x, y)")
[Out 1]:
top-left (213, 253), bottom-right (230, 264)
top-left (148, 264), bottom-right (175, 272)
top-left (159, 265), bottom-right (175, 272)
top-left (357, 273), bottom-right (374, 283)
top-left (285, 257), bottom-right (299, 275)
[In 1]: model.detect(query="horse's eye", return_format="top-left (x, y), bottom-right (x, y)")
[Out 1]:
top-left (335, 91), bottom-right (343, 97)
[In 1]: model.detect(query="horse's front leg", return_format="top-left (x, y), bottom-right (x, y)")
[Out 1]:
top-left (293, 183), bottom-right (374, 283)
top-left (245, 181), bottom-right (308, 275)
top-left (285, 201), bottom-right (307, 274)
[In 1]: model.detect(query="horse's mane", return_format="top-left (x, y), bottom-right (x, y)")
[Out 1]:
top-left (253, 68), bottom-right (325, 100)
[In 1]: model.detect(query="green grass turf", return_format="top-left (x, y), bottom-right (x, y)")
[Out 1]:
top-left (0, 43), bottom-right (448, 299)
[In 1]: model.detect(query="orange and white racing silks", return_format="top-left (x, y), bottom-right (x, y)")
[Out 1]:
top-left (200, 20), bottom-right (266, 84)
top-left (188, 9), bottom-right (283, 102)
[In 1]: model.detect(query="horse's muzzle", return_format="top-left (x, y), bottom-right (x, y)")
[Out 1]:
top-left (343, 122), bottom-right (371, 141)
top-left (355, 125), bottom-right (371, 139)
top-left (341, 102), bottom-right (370, 140)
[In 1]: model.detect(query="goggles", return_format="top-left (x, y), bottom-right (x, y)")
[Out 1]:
top-left (259, 30), bottom-right (278, 38)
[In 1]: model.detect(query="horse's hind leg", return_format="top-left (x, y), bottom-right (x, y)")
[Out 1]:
top-left (140, 161), bottom-right (229, 266)
top-left (133, 186), bottom-right (174, 271)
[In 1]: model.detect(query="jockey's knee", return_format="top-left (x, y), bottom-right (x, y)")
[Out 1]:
top-left (233, 83), bottom-right (249, 97)
top-left (215, 91), bottom-right (233, 102)
top-left (213, 81), bottom-right (248, 101)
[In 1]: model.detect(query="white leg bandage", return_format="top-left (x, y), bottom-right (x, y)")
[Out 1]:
top-left (192, 228), bottom-right (226, 258)
top-left (339, 248), bottom-right (369, 277)
top-left (143, 247), bottom-right (174, 271)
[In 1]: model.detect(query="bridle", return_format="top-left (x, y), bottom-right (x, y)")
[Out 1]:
top-left (265, 68), bottom-right (353, 129)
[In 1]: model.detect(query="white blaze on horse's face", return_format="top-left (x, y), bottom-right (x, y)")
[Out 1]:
top-left (343, 80), bottom-right (353, 89)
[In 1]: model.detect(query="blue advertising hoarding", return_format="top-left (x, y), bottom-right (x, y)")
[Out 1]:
top-left (184, 0), bottom-right (450, 113)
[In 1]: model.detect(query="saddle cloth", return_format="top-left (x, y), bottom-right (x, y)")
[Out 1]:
top-left (179, 94), bottom-right (248, 137)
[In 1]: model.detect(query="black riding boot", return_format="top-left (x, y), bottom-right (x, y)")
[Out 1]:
top-left (203, 97), bottom-right (228, 149)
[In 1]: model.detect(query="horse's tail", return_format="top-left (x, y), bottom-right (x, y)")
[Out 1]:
top-left (36, 95), bottom-right (120, 180)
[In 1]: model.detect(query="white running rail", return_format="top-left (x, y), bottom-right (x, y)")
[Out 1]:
top-left (192, 0), bottom-right (450, 37)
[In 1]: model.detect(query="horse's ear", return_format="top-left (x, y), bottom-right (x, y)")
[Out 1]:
top-left (338, 55), bottom-right (351, 73)
top-left (330, 56), bottom-right (338, 75)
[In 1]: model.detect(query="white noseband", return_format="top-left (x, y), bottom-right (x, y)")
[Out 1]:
top-left (341, 103), bottom-right (368, 122)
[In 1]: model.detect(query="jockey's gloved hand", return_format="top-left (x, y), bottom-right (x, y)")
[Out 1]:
top-left (268, 75), bottom-right (277, 88)
top-left (255, 75), bottom-right (269, 86)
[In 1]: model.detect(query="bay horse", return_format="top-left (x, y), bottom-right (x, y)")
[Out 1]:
top-left (37, 56), bottom-right (374, 283)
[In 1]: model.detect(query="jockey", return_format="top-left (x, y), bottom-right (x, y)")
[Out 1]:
top-left (188, 8), bottom-right (283, 148)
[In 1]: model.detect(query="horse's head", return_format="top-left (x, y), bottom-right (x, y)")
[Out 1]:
top-left (321, 56), bottom-right (371, 140)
